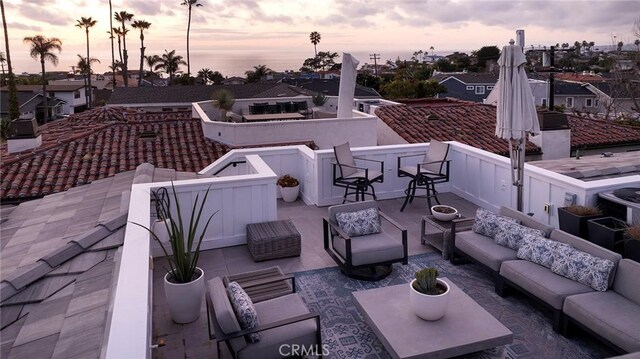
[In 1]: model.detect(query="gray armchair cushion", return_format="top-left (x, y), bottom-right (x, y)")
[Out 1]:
top-left (228, 282), bottom-right (261, 342)
top-left (550, 229), bottom-right (622, 287)
top-left (335, 207), bottom-right (381, 237)
top-left (494, 221), bottom-right (546, 250)
top-left (455, 230), bottom-right (518, 271)
top-left (499, 206), bottom-right (554, 237)
top-left (208, 277), bottom-right (247, 353)
top-left (500, 260), bottom-right (593, 309)
top-left (238, 294), bottom-right (318, 359)
top-left (516, 235), bottom-right (573, 269)
top-left (564, 291), bottom-right (640, 352)
top-left (550, 248), bottom-right (615, 292)
top-left (613, 259), bottom-right (640, 305)
top-left (332, 232), bottom-right (404, 266)
top-left (472, 208), bottom-right (518, 238)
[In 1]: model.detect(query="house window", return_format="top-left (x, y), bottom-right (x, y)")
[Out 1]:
top-left (466, 85), bottom-right (474, 90)
top-left (74, 91), bottom-right (80, 99)
top-left (595, 99), bottom-right (599, 107)
top-left (585, 98), bottom-right (593, 107)
top-left (487, 86), bottom-right (494, 90)
top-left (475, 86), bottom-right (485, 95)
top-left (566, 97), bottom-right (574, 108)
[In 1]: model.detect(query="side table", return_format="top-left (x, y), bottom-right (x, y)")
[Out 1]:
top-left (421, 215), bottom-right (472, 259)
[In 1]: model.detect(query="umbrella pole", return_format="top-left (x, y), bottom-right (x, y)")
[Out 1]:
top-left (509, 138), bottom-right (525, 212)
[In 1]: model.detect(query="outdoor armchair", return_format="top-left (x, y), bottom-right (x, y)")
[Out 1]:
top-left (323, 200), bottom-right (408, 281)
top-left (397, 139), bottom-right (451, 212)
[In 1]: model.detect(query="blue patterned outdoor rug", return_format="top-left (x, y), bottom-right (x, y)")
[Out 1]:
top-left (294, 253), bottom-right (614, 359)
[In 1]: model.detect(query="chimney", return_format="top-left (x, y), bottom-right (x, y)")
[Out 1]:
top-left (529, 111), bottom-right (570, 160)
top-left (7, 117), bottom-right (42, 154)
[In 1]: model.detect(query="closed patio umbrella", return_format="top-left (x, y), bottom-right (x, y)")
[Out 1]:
top-left (495, 40), bottom-right (540, 211)
top-left (337, 53), bottom-right (360, 118)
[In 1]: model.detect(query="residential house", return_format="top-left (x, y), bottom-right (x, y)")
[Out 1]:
top-left (431, 72), bottom-right (498, 102)
top-left (2, 84), bottom-right (89, 115)
top-left (0, 92), bottom-right (66, 121)
top-left (585, 81), bottom-right (640, 118)
top-left (222, 76), bottom-right (246, 85)
top-left (281, 78), bottom-right (381, 98)
top-left (552, 80), bottom-right (600, 112)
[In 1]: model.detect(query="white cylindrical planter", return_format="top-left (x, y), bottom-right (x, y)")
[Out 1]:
top-left (279, 185), bottom-right (299, 202)
top-left (409, 278), bottom-right (450, 321)
top-left (164, 267), bottom-right (205, 324)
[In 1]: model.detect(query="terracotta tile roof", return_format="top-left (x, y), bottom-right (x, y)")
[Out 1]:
top-left (376, 99), bottom-right (541, 156)
top-left (0, 107), bottom-right (229, 201)
top-left (375, 98), bottom-right (640, 155)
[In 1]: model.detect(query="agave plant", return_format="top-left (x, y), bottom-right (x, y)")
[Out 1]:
top-left (133, 182), bottom-right (217, 283)
top-left (413, 267), bottom-right (440, 295)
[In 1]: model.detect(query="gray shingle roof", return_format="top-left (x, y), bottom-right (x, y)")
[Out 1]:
top-left (553, 81), bottom-right (593, 95)
top-left (432, 72), bottom-right (499, 84)
top-left (107, 83), bottom-right (307, 105)
top-left (281, 78), bottom-right (381, 98)
top-left (0, 164), bottom-right (176, 359)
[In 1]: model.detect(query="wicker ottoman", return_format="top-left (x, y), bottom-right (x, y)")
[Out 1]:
top-left (246, 220), bottom-right (301, 261)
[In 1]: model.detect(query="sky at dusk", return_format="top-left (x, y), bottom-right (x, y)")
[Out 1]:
top-left (2, 0), bottom-right (639, 77)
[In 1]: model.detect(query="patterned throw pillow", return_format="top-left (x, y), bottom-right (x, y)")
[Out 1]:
top-left (494, 221), bottom-right (546, 251)
top-left (227, 282), bottom-right (261, 342)
top-left (335, 207), bottom-right (381, 237)
top-left (550, 249), bottom-right (615, 292)
top-left (517, 235), bottom-right (573, 268)
top-left (471, 208), bottom-right (519, 238)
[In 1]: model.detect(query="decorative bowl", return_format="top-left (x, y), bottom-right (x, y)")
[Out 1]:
top-left (431, 205), bottom-right (458, 221)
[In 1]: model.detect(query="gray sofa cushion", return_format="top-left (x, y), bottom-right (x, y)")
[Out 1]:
top-left (208, 277), bottom-right (247, 353)
top-left (332, 232), bottom-right (404, 266)
top-left (517, 235), bottom-right (573, 269)
top-left (563, 291), bottom-right (640, 352)
top-left (550, 248), bottom-right (615, 292)
top-left (500, 260), bottom-right (594, 309)
top-left (239, 293), bottom-right (318, 359)
top-left (494, 221), bottom-right (546, 250)
top-left (472, 208), bottom-right (518, 238)
top-left (550, 229), bottom-right (622, 288)
top-left (455, 231), bottom-right (518, 272)
top-left (614, 259), bottom-right (640, 305)
top-left (499, 206), bottom-right (554, 237)
top-left (335, 207), bottom-right (381, 237)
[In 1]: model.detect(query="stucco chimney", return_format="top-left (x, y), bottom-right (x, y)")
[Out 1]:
top-left (7, 118), bottom-right (42, 154)
top-left (529, 111), bottom-right (570, 160)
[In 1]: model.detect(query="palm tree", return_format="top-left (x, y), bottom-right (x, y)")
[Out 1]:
top-left (309, 31), bottom-right (321, 57)
top-left (76, 54), bottom-right (100, 107)
top-left (0, 51), bottom-right (6, 86)
top-left (155, 49), bottom-right (186, 85)
top-left (245, 64), bottom-right (271, 83)
top-left (23, 35), bottom-right (62, 123)
top-left (181, 0), bottom-right (202, 80)
top-left (75, 17), bottom-right (97, 108)
top-left (212, 89), bottom-right (235, 121)
top-left (131, 19), bottom-right (151, 86)
top-left (197, 68), bottom-right (213, 84)
top-left (109, 0), bottom-right (115, 90)
top-left (145, 54), bottom-right (161, 75)
top-left (635, 39), bottom-right (640, 51)
top-left (114, 11), bottom-right (134, 87)
top-left (112, 27), bottom-right (126, 64)
top-left (1, 0), bottom-right (20, 121)
top-left (617, 41), bottom-right (624, 52)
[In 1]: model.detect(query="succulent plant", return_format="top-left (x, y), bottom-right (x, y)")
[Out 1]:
top-left (277, 174), bottom-right (299, 187)
top-left (414, 267), bottom-right (440, 295)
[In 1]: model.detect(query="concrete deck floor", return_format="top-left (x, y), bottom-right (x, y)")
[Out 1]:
top-left (151, 193), bottom-right (478, 359)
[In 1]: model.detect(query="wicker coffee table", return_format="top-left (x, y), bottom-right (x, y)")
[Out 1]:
top-left (246, 219), bottom-right (301, 261)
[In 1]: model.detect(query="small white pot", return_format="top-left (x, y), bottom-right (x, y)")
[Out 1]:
top-left (164, 267), bottom-right (205, 324)
top-left (409, 278), bottom-right (450, 321)
top-left (431, 205), bottom-right (458, 222)
top-left (279, 185), bottom-right (299, 202)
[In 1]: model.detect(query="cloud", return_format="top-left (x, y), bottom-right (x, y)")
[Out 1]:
top-left (8, 23), bottom-right (42, 32)
top-left (19, 4), bottom-right (72, 26)
top-left (122, 1), bottom-right (165, 16)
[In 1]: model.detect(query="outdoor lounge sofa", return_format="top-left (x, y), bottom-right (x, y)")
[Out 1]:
top-left (450, 206), bottom-right (639, 354)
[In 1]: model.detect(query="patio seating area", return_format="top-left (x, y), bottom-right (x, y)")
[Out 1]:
top-left (150, 193), bottom-right (624, 358)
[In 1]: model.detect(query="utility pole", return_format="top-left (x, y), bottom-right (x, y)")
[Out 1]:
top-left (369, 53), bottom-right (380, 77)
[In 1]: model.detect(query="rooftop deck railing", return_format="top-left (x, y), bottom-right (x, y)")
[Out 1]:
top-left (105, 141), bottom-right (639, 358)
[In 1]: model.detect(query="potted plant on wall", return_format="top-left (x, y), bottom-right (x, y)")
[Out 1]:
top-left (557, 205), bottom-right (604, 240)
top-left (277, 174), bottom-right (300, 203)
top-left (312, 92), bottom-right (327, 109)
top-left (133, 183), bottom-right (217, 324)
top-left (409, 267), bottom-right (450, 321)
top-left (587, 216), bottom-right (628, 251)
top-left (212, 89), bottom-right (235, 122)
top-left (623, 224), bottom-right (640, 262)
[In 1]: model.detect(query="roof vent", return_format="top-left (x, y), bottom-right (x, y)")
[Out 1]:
top-left (8, 118), bottom-right (39, 139)
top-left (139, 130), bottom-right (157, 142)
top-left (426, 114), bottom-right (440, 121)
